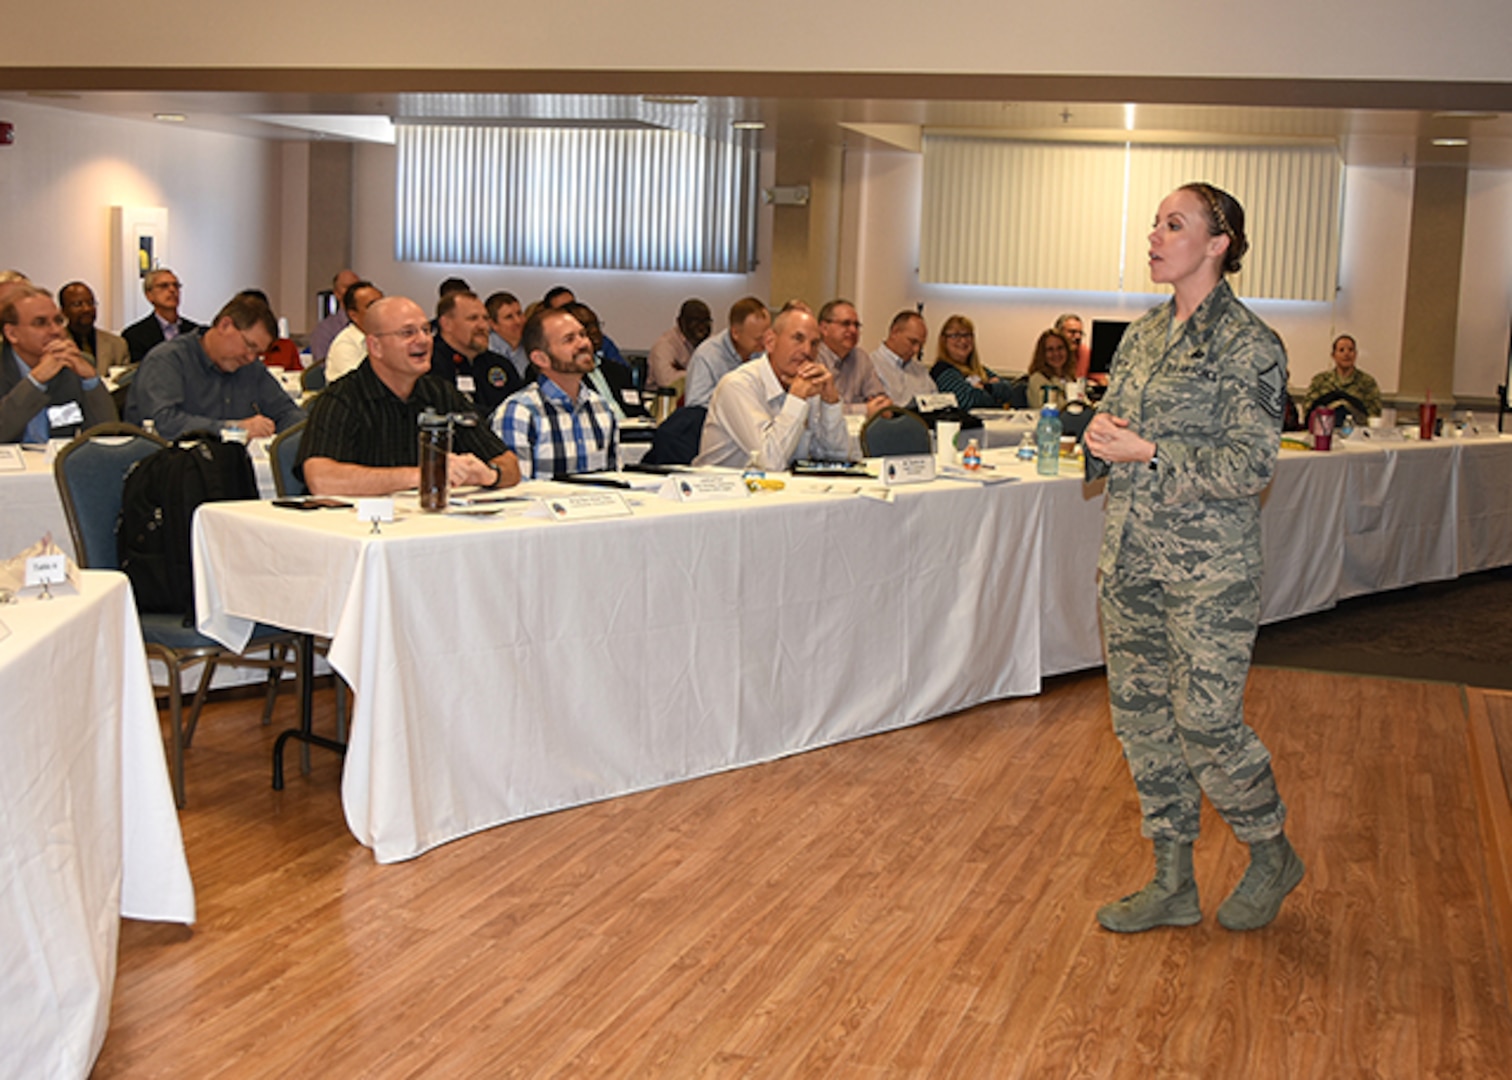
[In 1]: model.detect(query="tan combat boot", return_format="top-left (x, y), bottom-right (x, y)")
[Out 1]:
top-left (1217, 832), bottom-right (1304, 931)
top-left (1097, 838), bottom-right (1202, 933)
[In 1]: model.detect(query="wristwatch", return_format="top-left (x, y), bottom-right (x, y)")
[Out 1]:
top-left (1148, 448), bottom-right (1159, 472)
top-left (487, 462), bottom-right (503, 488)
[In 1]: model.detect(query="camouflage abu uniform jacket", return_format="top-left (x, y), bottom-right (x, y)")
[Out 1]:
top-left (1086, 279), bottom-right (1288, 580)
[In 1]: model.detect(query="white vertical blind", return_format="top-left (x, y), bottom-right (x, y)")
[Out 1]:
top-left (921, 136), bottom-right (1127, 291)
top-left (921, 136), bottom-right (1343, 301)
top-left (1124, 144), bottom-right (1342, 301)
top-left (396, 123), bottom-right (758, 272)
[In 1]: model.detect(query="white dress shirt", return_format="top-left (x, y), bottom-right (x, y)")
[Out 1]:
top-left (694, 357), bottom-right (850, 470)
top-left (325, 323), bottom-right (368, 383)
top-left (869, 343), bottom-right (938, 407)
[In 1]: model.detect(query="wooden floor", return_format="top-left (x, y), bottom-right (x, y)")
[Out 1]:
top-left (94, 669), bottom-right (1512, 1078)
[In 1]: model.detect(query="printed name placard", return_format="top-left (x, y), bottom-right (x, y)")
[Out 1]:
top-left (530, 490), bottom-right (635, 522)
top-left (0, 445), bottom-right (23, 472)
top-left (355, 498), bottom-right (395, 524)
top-left (47, 401), bottom-right (84, 430)
top-left (915, 392), bottom-right (957, 413)
top-left (660, 474), bottom-right (751, 503)
top-left (877, 454), bottom-right (937, 487)
top-left (25, 553), bottom-right (67, 587)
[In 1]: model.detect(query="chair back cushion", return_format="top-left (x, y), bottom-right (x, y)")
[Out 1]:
top-left (53, 426), bottom-right (166, 569)
top-left (268, 420), bottom-right (307, 497)
top-left (641, 405), bottom-right (707, 466)
top-left (860, 407), bottom-right (932, 457)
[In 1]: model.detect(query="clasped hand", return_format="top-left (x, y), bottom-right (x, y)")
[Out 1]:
top-left (789, 362), bottom-right (840, 404)
top-left (31, 339), bottom-right (95, 385)
top-left (1084, 413), bottom-right (1155, 464)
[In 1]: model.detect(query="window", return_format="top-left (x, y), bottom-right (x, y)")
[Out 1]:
top-left (921, 136), bottom-right (1343, 301)
top-left (396, 122), bottom-right (759, 273)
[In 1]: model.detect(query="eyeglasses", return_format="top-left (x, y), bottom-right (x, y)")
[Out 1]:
top-left (239, 331), bottom-right (269, 362)
top-left (943, 331), bottom-right (974, 340)
top-left (150, 280), bottom-right (182, 291)
top-left (373, 324), bottom-right (436, 344)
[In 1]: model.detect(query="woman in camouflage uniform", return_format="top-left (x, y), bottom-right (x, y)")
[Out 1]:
top-left (1083, 183), bottom-right (1303, 933)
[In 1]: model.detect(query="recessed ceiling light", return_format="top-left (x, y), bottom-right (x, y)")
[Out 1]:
top-left (154, 113), bottom-right (187, 123)
top-left (1431, 137), bottom-right (1469, 147)
top-left (732, 121), bottom-right (765, 131)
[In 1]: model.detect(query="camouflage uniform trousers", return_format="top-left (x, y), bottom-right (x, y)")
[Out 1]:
top-left (1098, 531), bottom-right (1287, 845)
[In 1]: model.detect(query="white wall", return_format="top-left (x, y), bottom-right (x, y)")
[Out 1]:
top-left (1331, 166), bottom-right (1414, 396)
top-left (846, 145), bottom-right (1426, 394)
top-left (1457, 171), bottom-right (1512, 400)
top-left (348, 141), bottom-right (773, 351)
top-left (0, 98), bottom-right (282, 330)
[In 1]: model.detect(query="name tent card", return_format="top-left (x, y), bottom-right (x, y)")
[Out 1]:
top-left (915, 392), bottom-right (957, 413)
top-left (25, 554), bottom-right (67, 588)
top-left (659, 474), bottom-right (751, 503)
top-left (355, 498), bottom-right (395, 533)
top-left (878, 454), bottom-right (937, 486)
top-left (529, 490), bottom-right (635, 522)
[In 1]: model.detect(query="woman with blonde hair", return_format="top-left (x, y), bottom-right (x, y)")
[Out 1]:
top-left (928, 315), bottom-right (1015, 410)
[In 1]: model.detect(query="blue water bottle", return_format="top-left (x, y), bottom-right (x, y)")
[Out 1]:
top-left (1035, 388), bottom-right (1062, 476)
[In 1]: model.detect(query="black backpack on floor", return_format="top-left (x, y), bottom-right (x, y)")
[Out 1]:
top-left (117, 433), bottom-right (259, 621)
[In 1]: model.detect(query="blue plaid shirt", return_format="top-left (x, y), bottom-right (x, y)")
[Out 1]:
top-left (491, 375), bottom-right (619, 479)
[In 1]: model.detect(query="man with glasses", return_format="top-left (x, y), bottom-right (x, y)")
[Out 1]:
top-left (297, 296), bottom-right (520, 496)
top-left (125, 293), bottom-right (304, 439)
top-left (121, 268), bottom-right (200, 364)
top-left (816, 299), bottom-right (889, 416)
top-left (1, 285), bottom-right (117, 443)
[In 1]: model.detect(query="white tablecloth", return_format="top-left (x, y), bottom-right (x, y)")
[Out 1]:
top-left (192, 435), bottom-right (1512, 863)
top-left (0, 451), bottom-right (75, 561)
top-left (0, 443), bottom-right (277, 565)
top-left (0, 571), bottom-right (194, 1080)
top-left (194, 471), bottom-right (1056, 862)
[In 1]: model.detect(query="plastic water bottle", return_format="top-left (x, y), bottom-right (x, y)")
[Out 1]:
top-left (1015, 432), bottom-right (1035, 462)
top-left (962, 438), bottom-right (981, 471)
top-left (1035, 389), bottom-right (1062, 476)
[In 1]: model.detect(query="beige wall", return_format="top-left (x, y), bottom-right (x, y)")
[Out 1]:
top-left (0, 98), bottom-right (281, 331)
top-left (842, 144), bottom-right (1439, 396)
top-left (4, 0), bottom-right (1511, 84)
top-left (1459, 171), bottom-right (1512, 400)
top-left (3, 95), bottom-right (1509, 400)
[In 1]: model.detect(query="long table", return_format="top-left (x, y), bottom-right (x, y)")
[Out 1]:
top-left (0, 571), bottom-right (195, 1080)
top-left (192, 435), bottom-right (1512, 863)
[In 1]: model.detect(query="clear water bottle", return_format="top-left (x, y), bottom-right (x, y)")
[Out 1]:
top-left (961, 438), bottom-right (981, 471)
top-left (1035, 389), bottom-right (1062, 476)
top-left (1015, 432), bottom-right (1035, 462)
